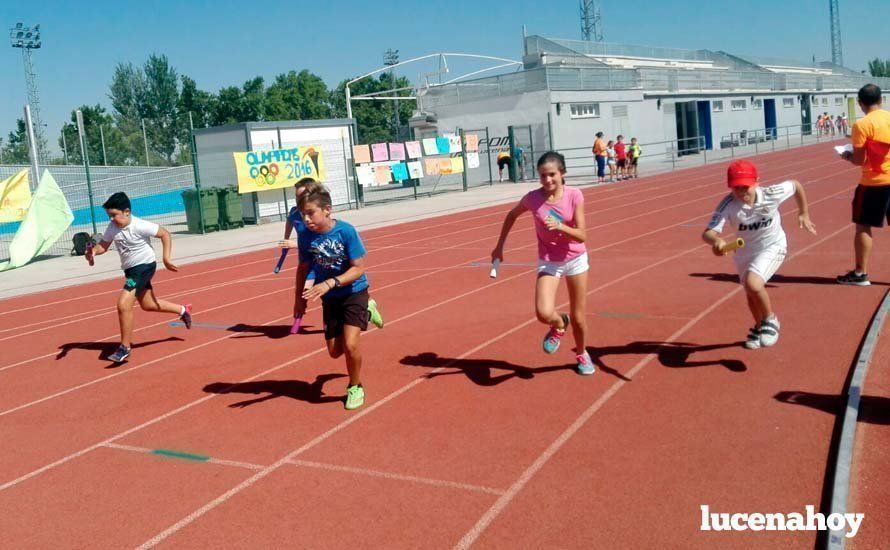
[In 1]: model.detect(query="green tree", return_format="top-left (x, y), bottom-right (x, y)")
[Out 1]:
top-left (57, 105), bottom-right (130, 166)
top-left (265, 70), bottom-right (332, 121)
top-left (0, 119), bottom-right (31, 164)
top-left (109, 62), bottom-right (148, 164)
top-left (142, 54), bottom-right (180, 164)
top-left (868, 58), bottom-right (890, 77)
top-left (212, 86), bottom-right (243, 126)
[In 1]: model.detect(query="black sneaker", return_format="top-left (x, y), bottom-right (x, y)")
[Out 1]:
top-left (836, 271), bottom-right (870, 286)
top-left (744, 326), bottom-right (761, 349)
top-left (180, 304), bottom-right (193, 329)
top-left (108, 345), bottom-right (131, 363)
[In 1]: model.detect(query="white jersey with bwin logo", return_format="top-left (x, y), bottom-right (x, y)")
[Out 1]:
top-left (707, 181), bottom-right (795, 257)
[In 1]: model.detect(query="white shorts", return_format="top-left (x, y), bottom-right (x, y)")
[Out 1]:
top-left (734, 246), bottom-right (786, 283)
top-left (537, 252), bottom-right (589, 278)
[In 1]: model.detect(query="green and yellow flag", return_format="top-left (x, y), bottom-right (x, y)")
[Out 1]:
top-left (0, 169), bottom-right (31, 222)
top-left (0, 170), bottom-right (74, 271)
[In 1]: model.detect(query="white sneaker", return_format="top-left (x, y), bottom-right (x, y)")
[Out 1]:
top-left (759, 317), bottom-right (780, 347)
top-left (744, 326), bottom-right (761, 349)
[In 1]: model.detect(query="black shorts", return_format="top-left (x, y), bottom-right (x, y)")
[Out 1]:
top-left (497, 157), bottom-right (511, 169)
top-left (123, 262), bottom-right (156, 293)
top-left (616, 159), bottom-right (627, 168)
top-left (630, 157), bottom-right (639, 166)
top-left (852, 184), bottom-right (890, 227)
top-left (322, 288), bottom-right (369, 340)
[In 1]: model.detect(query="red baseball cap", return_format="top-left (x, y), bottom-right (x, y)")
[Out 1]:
top-left (727, 160), bottom-right (758, 188)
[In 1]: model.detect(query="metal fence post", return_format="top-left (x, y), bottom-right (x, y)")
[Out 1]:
top-left (75, 110), bottom-right (98, 235)
top-left (485, 126), bottom-right (493, 185)
top-left (459, 129), bottom-right (469, 192)
top-left (190, 129), bottom-right (206, 234)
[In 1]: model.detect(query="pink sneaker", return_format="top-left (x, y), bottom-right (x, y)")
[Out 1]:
top-left (542, 314), bottom-right (569, 354)
top-left (576, 351), bottom-right (595, 375)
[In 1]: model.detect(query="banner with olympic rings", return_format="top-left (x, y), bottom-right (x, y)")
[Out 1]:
top-left (233, 146), bottom-right (326, 194)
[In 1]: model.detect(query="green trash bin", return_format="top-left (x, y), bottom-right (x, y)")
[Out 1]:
top-left (181, 188), bottom-right (220, 233)
top-left (217, 186), bottom-right (244, 229)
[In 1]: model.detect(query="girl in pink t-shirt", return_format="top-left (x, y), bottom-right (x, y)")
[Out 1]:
top-left (491, 152), bottom-right (594, 375)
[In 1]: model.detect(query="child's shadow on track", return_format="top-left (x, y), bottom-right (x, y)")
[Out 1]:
top-left (56, 337), bottom-right (184, 362)
top-left (589, 341), bottom-right (747, 381)
top-left (227, 323), bottom-right (324, 339)
top-left (690, 272), bottom-right (890, 287)
top-left (400, 352), bottom-right (573, 386)
top-left (774, 390), bottom-right (890, 425)
top-left (203, 373), bottom-right (347, 408)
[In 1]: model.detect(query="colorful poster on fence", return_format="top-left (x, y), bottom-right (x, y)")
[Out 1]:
top-left (451, 157), bottom-right (465, 173)
top-left (422, 138), bottom-right (439, 156)
top-left (0, 169), bottom-right (31, 222)
top-left (391, 162), bottom-right (409, 182)
top-left (407, 161), bottom-right (424, 179)
top-left (424, 158), bottom-right (440, 176)
top-left (467, 152), bottom-right (480, 169)
top-left (371, 143), bottom-right (389, 162)
top-left (0, 170), bottom-right (73, 272)
top-left (405, 141), bottom-right (422, 159)
top-left (374, 164), bottom-right (392, 184)
top-left (352, 144), bottom-right (371, 164)
top-left (465, 134), bottom-right (479, 152)
top-left (233, 146), bottom-right (326, 194)
top-left (389, 143), bottom-right (406, 161)
top-left (356, 165), bottom-right (374, 187)
top-left (448, 135), bottom-right (462, 154)
top-left (436, 137), bottom-right (450, 154)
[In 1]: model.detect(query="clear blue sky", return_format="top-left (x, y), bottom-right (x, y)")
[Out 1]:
top-left (1, 0), bottom-right (886, 155)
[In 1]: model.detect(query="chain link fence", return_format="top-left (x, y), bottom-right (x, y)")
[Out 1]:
top-left (0, 164), bottom-right (195, 261)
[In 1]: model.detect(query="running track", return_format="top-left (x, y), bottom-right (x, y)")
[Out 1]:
top-left (1, 141), bottom-right (887, 548)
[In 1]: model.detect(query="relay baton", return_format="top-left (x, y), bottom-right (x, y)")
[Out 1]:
top-left (274, 248), bottom-right (289, 273)
top-left (721, 238), bottom-right (745, 255)
top-left (490, 259), bottom-right (501, 278)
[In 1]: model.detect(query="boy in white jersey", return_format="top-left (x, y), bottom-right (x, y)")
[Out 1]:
top-left (702, 160), bottom-right (816, 349)
top-left (86, 192), bottom-right (192, 362)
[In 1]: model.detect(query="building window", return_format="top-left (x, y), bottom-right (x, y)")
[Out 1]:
top-left (712, 100), bottom-right (724, 112)
top-left (753, 99), bottom-right (763, 110)
top-left (834, 97), bottom-right (843, 105)
top-left (570, 103), bottom-right (600, 119)
top-left (783, 97), bottom-right (795, 108)
top-left (612, 105), bottom-right (628, 117)
top-left (821, 97), bottom-right (829, 106)
top-left (731, 99), bottom-right (747, 111)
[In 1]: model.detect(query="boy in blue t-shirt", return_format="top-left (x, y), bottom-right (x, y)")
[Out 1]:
top-left (289, 184), bottom-right (383, 410)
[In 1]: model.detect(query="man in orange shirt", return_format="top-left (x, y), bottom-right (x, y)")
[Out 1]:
top-left (837, 84), bottom-right (890, 286)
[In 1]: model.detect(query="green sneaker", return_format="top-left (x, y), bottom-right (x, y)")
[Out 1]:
top-left (345, 385), bottom-right (365, 410)
top-left (367, 298), bottom-right (384, 329)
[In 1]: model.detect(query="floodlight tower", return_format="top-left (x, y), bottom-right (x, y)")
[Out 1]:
top-left (829, 0), bottom-right (843, 66)
top-left (383, 48), bottom-right (400, 139)
top-left (580, 0), bottom-right (603, 42)
top-left (9, 22), bottom-right (45, 161)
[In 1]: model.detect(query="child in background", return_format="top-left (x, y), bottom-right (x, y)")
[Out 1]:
top-left (606, 140), bottom-right (617, 182)
top-left (491, 151), bottom-right (594, 375)
top-left (614, 135), bottom-right (627, 181)
top-left (86, 192), bottom-right (192, 363)
top-left (628, 137), bottom-right (642, 179)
